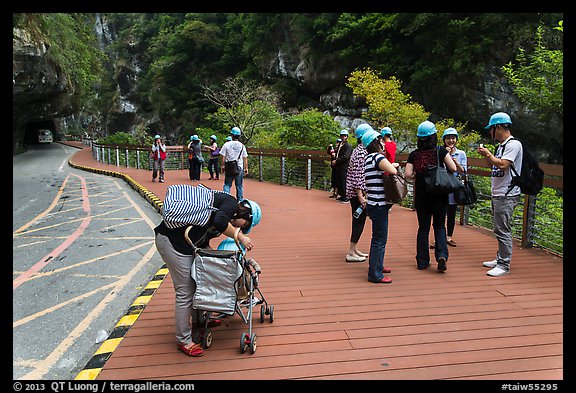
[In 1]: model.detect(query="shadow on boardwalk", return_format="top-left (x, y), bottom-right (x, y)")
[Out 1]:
top-left (66, 142), bottom-right (563, 381)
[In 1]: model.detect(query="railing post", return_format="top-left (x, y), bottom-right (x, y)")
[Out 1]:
top-left (115, 147), bottom-right (120, 166)
top-left (522, 194), bottom-right (537, 248)
top-left (280, 155), bottom-right (286, 185)
top-left (307, 157), bottom-right (312, 190)
top-left (259, 153), bottom-right (263, 182)
top-left (136, 150), bottom-right (140, 169)
top-left (125, 148), bottom-right (129, 167)
top-left (107, 147), bottom-right (111, 164)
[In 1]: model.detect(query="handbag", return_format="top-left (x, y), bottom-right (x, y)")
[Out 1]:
top-left (382, 167), bottom-right (408, 204)
top-left (424, 147), bottom-right (463, 194)
top-left (224, 146), bottom-right (243, 177)
top-left (454, 173), bottom-right (478, 205)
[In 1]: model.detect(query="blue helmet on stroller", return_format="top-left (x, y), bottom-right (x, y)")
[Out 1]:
top-left (217, 237), bottom-right (246, 252)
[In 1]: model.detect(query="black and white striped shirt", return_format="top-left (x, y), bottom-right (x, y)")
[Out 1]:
top-left (364, 152), bottom-right (389, 206)
top-left (162, 184), bottom-right (218, 228)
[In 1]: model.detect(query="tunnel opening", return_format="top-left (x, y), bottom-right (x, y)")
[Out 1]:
top-left (23, 120), bottom-right (58, 144)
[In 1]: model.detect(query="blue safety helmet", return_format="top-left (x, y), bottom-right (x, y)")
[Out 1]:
top-left (226, 136), bottom-right (232, 141)
top-left (485, 112), bottom-right (512, 130)
top-left (231, 127), bottom-right (241, 136)
top-left (190, 135), bottom-right (199, 141)
top-left (361, 129), bottom-right (381, 148)
top-left (354, 123), bottom-right (373, 139)
top-left (217, 237), bottom-right (245, 252)
top-left (442, 128), bottom-right (459, 140)
top-left (417, 121), bottom-right (437, 137)
top-left (240, 199), bottom-right (262, 234)
top-left (154, 134), bottom-right (161, 139)
top-left (380, 127), bottom-right (392, 137)
top-left (340, 129), bottom-right (349, 136)
top-left (210, 134), bottom-right (217, 141)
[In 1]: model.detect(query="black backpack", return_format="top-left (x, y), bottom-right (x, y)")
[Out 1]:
top-left (502, 137), bottom-right (544, 195)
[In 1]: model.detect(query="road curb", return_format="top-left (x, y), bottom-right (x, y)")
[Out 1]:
top-left (74, 266), bottom-right (169, 380)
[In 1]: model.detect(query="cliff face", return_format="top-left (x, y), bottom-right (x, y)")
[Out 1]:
top-left (12, 27), bottom-right (78, 153)
top-left (263, 40), bottom-right (562, 161)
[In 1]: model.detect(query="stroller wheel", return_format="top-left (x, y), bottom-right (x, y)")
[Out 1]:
top-left (202, 328), bottom-right (213, 349)
top-left (269, 304), bottom-right (275, 323)
top-left (240, 332), bottom-right (249, 353)
top-left (260, 305), bottom-right (265, 323)
top-left (249, 333), bottom-right (257, 354)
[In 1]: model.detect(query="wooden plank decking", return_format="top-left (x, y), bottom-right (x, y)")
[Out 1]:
top-left (67, 143), bottom-right (563, 381)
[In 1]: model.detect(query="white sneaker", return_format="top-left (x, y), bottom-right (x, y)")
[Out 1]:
top-left (482, 259), bottom-right (497, 268)
top-left (487, 266), bottom-right (510, 277)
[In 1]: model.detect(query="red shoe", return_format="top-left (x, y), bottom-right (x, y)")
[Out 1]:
top-left (177, 343), bottom-right (204, 357)
top-left (370, 277), bottom-right (392, 284)
top-left (207, 319), bottom-right (222, 328)
top-left (382, 267), bottom-right (391, 273)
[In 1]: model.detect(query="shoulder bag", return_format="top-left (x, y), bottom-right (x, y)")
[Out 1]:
top-left (424, 147), bottom-right (463, 194)
top-left (224, 145), bottom-right (243, 177)
top-left (382, 166), bottom-right (408, 204)
top-left (454, 173), bottom-right (478, 205)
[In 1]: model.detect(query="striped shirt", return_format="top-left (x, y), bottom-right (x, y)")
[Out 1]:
top-left (345, 144), bottom-right (367, 199)
top-left (364, 152), bottom-right (389, 206)
top-left (162, 184), bottom-right (218, 229)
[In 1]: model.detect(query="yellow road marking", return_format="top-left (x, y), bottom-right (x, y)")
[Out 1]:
top-left (13, 175), bottom-right (70, 234)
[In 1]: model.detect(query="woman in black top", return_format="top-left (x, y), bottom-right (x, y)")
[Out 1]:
top-left (405, 121), bottom-right (457, 273)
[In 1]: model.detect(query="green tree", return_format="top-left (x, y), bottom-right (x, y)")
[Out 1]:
top-left (346, 68), bottom-right (429, 150)
top-left (502, 21), bottom-right (563, 117)
top-left (279, 108), bottom-right (342, 149)
top-left (202, 77), bottom-right (283, 146)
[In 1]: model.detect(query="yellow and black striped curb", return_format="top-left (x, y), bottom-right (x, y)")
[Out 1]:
top-left (68, 160), bottom-right (164, 213)
top-left (74, 265), bottom-right (169, 380)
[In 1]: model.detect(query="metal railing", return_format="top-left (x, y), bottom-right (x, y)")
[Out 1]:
top-left (86, 138), bottom-right (563, 256)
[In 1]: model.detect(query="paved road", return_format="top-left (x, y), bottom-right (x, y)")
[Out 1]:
top-left (13, 142), bottom-right (165, 380)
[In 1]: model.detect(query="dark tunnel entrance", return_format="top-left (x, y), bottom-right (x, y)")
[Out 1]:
top-left (23, 120), bottom-right (58, 144)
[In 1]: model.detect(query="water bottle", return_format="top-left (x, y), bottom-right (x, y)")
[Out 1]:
top-left (353, 205), bottom-right (364, 219)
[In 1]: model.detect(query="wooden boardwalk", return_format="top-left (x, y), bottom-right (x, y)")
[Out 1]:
top-left (67, 143), bottom-right (563, 381)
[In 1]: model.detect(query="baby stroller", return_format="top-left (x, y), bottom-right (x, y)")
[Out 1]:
top-left (185, 227), bottom-right (274, 354)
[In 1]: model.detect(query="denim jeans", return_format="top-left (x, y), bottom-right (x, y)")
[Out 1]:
top-left (365, 203), bottom-right (392, 282)
top-left (224, 170), bottom-right (244, 201)
top-left (415, 203), bottom-right (448, 268)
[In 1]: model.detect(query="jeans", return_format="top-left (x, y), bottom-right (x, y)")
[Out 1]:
top-left (365, 203), bottom-right (392, 282)
top-left (492, 195), bottom-right (520, 269)
top-left (415, 203), bottom-right (448, 268)
top-left (208, 158), bottom-right (220, 179)
top-left (224, 170), bottom-right (244, 201)
top-left (152, 159), bottom-right (165, 181)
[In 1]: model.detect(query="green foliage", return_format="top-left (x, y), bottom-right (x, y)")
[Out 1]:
top-left (279, 109), bottom-right (342, 149)
top-left (346, 68), bottom-right (429, 149)
top-left (502, 21), bottom-right (563, 116)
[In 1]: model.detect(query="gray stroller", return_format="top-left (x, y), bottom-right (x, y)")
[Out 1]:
top-left (185, 227), bottom-right (274, 354)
